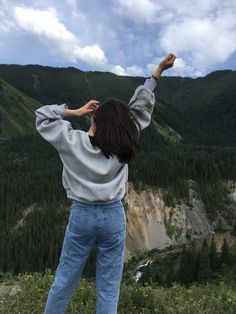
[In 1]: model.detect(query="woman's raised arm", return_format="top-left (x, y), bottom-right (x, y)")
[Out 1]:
top-left (127, 53), bottom-right (176, 131)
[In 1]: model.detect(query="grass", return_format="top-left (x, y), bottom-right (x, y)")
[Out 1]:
top-left (152, 120), bottom-right (182, 145)
top-left (0, 269), bottom-right (236, 313)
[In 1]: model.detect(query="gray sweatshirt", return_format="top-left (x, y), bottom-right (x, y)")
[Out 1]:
top-left (35, 78), bottom-right (157, 204)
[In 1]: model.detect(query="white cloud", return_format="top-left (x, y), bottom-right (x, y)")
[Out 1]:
top-left (159, 13), bottom-right (236, 74)
top-left (15, 7), bottom-right (76, 42)
top-left (111, 65), bottom-right (127, 76)
top-left (116, 0), bottom-right (160, 23)
top-left (110, 64), bottom-right (145, 76)
top-left (166, 58), bottom-right (203, 77)
top-left (125, 65), bottom-right (145, 76)
top-left (145, 57), bottom-right (196, 77)
top-left (14, 6), bottom-right (107, 67)
top-left (157, 0), bottom-right (220, 20)
top-left (74, 45), bottom-right (107, 68)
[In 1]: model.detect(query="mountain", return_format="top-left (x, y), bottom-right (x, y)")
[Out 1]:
top-left (0, 65), bottom-right (236, 146)
top-left (0, 64), bottom-right (141, 104)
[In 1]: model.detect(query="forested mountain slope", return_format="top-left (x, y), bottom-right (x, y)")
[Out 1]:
top-left (0, 65), bottom-right (235, 146)
top-left (0, 79), bottom-right (40, 140)
top-left (157, 70), bottom-right (236, 146)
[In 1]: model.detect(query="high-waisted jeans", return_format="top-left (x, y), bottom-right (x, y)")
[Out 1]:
top-left (44, 199), bottom-right (126, 314)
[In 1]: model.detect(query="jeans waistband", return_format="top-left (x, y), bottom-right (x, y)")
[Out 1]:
top-left (71, 199), bottom-right (123, 209)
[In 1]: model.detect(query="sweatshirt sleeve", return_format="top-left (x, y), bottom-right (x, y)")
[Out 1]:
top-left (128, 78), bottom-right (158, 131)
top-left (35, 103), bottom-right (73, 151)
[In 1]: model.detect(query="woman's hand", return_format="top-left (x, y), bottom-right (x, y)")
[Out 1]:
top-left (64, 100), bottom-right (100, 117)
top-left (151, 53), bottom-right (176, 81)
top-left (159, 53), bottom-right (176, 71)
top-left (77, 100), bottom-right (100, 117)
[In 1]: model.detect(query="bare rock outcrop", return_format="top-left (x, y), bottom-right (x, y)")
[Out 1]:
top-left (124, 182), bottom-right (236, 262)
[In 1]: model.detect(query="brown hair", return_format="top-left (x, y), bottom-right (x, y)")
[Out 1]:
top-left (92, 97), bottom-right (141, 163)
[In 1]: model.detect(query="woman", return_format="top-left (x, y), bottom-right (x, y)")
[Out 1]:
top-left (35, 53), bottom-right (176, 314)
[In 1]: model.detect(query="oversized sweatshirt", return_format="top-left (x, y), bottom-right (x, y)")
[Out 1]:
top-left (35, 78), bottom-right (157, 204)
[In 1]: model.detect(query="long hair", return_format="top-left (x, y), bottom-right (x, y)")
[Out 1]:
top-left (91, 97), bottom-right (141, 163)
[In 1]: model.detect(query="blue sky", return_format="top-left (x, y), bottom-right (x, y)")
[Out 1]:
top-left (0, 0), bottom-right (236, 78)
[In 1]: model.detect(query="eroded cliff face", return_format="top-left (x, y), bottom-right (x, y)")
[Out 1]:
top-left (124, 181), bottom-right (236, 262)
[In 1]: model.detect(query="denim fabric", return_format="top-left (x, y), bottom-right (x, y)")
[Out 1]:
top-left (44, 199), bottom-right (126, 314)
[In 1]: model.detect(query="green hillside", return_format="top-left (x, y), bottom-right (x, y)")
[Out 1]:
top-left (157, 70), bottom-right (236, 146)
top-left (0, 79), bottom-right (40, 140)
top-left (0, 75), bottom-right (183, 144)
top-left (0, 65), bottom-right (235, 146)
top-left (0, 64), bottom-right (141, 105)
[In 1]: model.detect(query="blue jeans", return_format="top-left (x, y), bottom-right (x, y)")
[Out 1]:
top-left (44, 199), bottom-right (126, 314)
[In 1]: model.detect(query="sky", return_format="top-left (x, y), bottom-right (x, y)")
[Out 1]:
top-left (0, 0), bottom-right (236, 78)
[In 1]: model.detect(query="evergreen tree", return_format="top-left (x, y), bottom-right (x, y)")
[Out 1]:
top-left (230, 220), bottom-right (236, 236)
top-left (166, 267), bottom-right (175, 287)
top-left (209, 236), bottom-right (220, 272)
top-left (179, 244), bottom-right (192, 286)
top-left (188, 242), bottom-right (199, 283)
top-left (197, 239), bottom-right (211, 283)
top-left (220, 238), bottom-right (231, 266)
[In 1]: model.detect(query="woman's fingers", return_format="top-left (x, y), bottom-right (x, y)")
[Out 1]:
top-left (89, 100), bottom-right (100, 105)
top-left (90, 103), bottom-right (100, 110)
top-left (166, 53), bottom-right (176, 62)
top-left (159, 53), bottom-right (176, 70)
top-left (85, 100), bottom-right (100, 113)
top-left (164, 53), bottom-right (176, 68)
top-left (88, 100), bottom-right (100, 108)
top-left (168, 53), bottom-right (176, 58)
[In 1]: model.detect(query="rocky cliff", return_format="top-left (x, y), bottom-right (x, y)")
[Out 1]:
top-left (124, 181), bottom-right (236, 262)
